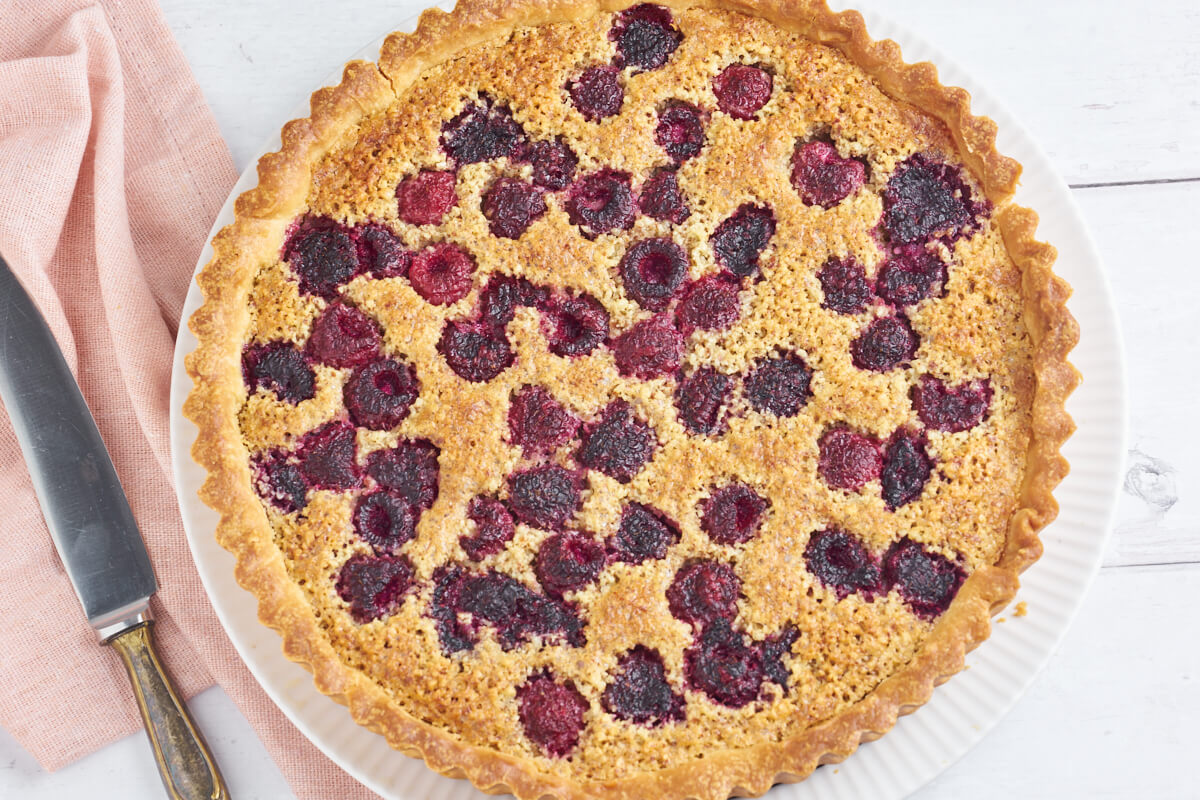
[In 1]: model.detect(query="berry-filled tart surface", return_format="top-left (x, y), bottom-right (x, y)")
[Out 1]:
top-left (185, 1), bottom-right (1079, 798)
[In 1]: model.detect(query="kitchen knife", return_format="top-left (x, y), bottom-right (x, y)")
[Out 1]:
top-left (0, 254), bottom-right (229, 800)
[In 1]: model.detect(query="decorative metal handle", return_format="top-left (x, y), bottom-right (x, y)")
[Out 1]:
top-left (107, 621), bottom-right (230, 800)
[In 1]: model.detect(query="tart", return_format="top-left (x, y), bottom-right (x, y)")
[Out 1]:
top-left (184, 0), bottom-right (1079, 797)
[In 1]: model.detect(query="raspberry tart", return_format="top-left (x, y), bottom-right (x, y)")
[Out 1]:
top-left (185, 1), bottom-right (1079, 797)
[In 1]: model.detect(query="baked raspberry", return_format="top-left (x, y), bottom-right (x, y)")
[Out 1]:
top-left (881, 153), bottom-right (988, 244)
top-left (636, 168), bottom-right (690, 224)
top-left (576, 400), bottom-right (657, 483)
top-left (365, 438), bottom-right (440, 510)
top-left (409, 242), bottom-right (476, 306)
top-left (535, 532), bottom-right (607, 597)
top-left (569, 65), bottom-right (624, 121)
top-left (674, 275), bottom-right (741, 333)
top-left (461, 495), bottom-right (515, 561)
top-left (430, 568), bottom-right (585, 653)
top-left (437, 319), bottom-right (514, 382)
top-left (479, 274), bottom-right (550, 331)
top-left (528, 137), bottom-right (578, 190)
top-left (611, 315), bottom-right (684, 380)
top-left (305, 303), bottom-right (382, 368)
top-left (344, 358), bottom-right (419, 430)
top-left (353, 491), bottom-right (417, 553)
top-left (761, 625), bottom-right (798, 689)
top-left (666, 560), bottom-right (740, 628)
top-left (253, 455), bottom-right (308, 513)
top-left (297, 421), bottom-right (361, 491)
top-left (875, 244), bottom-right (947, 307)
top-left (482, 178), bottom-right (547, 239)
top-left (911, 374), bottom-right (992, 432)
top-left (542, 292), bottom-right (609, 357)
top-left (603, 646), bottom-right (684, 726)
top-left (882, 538), bottom-right (965, 619)
top-left (742, 352), bottom-right (812, 418)
top-left (358, 223), bottom-right (411, 278)
top-left (607, 502), bottom-right (679, 564)
top-left (675, 367), bottom-right (732, 436)
top-left (684, 619), bottom-right (763, 708)
top-left (881, 429), bottom-right (932, 510)
top-left (507, 464), bottom-right (582, 529)
top-left (395, 170), bottom-right (458, 226)
top-left (818, 255), bottom-right (874, 314)
top-left (851, 315), bottom-right (919, 372)
top-left (804, 529), bottom-right (882, 597)
top-left (700, 483), bottom-right (768, 545)
top-left (610, 4), bottom-right (681, 72)
top-left (790, 140), bottom-right (866, 209)
top-left (508, 385), bottom-right (580, 455)
top-left (565, 169), bottom-right (636, 237)
top-left (441, 94), bottom-right (526, 165)
top-left (336, 554), bottom-right (414, 623)
top-left (711, 204), bottom-right (776, 280)
top-left (655, 102), bottom-right (706, 163)
top-left (243, 342), bottom-right (316, 404)
top-left (282, 218), bottom-right (361, 297)
top-left (817, 428), bottom-right (882, 491)
top-left (619, 237), bottom-right (689, 311)
top-left (711, 64), bottom-right (773, 120)
top-left (517, 672), bottom-right (588, 757)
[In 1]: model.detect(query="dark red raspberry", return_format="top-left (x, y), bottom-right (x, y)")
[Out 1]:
top-left (336, 554), bottom-right (414, 623)
top-left (253, 454), bottom-right (308, 513)
top-left (711, 64), bottom-right (773, 120)
top-left (528, 138), bottom-right (578, 190)
top-left (365, 438), bottom-right (440, 510)
top-left (409, 242), bottom-right (476, 306)
top-left (675, 275), bottom-right (741, 333)
top-left (242, 342), bottom-right (316, 404)
top-left (817, 428), bottom-right (882, 491)
top-left (430, 568), bottom-right (584, 653)
top-left (507, 464), bottom-right (582, 529)
top-left (876, 244), bottom-right (947, 307)
top-left (535, 532), bottom-right (607, 597)
top-left (479, 274), bottom-right (550, 331)
top-left (508, 385), bottom-right (580, 455)
top-left (297, 421), bottom-right (361, 491)
top-left (353, 491), bottom-right (417, 553)
top-left (282, 218), bottom-right (361, 297)
top-left (711, 204), bottom-right (776, 280)
top-left (851, 315), bottom-right (919, 372)
top-left (611, 314), bottom-right (684, 380)
top-left (882, 538), bottom-right (965, 619)
top-left (542, 292), bottom-right (609, 358)
top-left (619, 237), bottom-right (689, 311)
top-left (358, 223), bottom-right (411, 278)
top-left (911, 374), bottom-right (992, 432)
top-left (460, 495), bottom-right (515, 561)
top-left (576, 400), bottom-right (657, 483)
top-left (684, 618), bottom-right (764, 708)
top-left (610, 4), bottom-right (681, 71)
top-left (343, 358), bottom-right (418, 430)
top-left (655, 101), bottom-right (706, 163)
top-left (743, 352), bottom-right (812, 418)
top-left (636, 168), bottom-right (690, 224)
top-left (666, 560), bottom-right (740, 628)
top-left (440, 94), bottom-right (526, 165)
top-left (675, 367), bottom-right (733, 436)
top-left (395, 170), bottom-right (458, 226)
top-left (437, 319), bottom-right (514, 382)
top-left (602, 646), bottom-right (684, 726)
top-left (881, 153), bottom-right (989, 245)
top-left (482, 178), bottom-right (547, 239)
top-left (881, 429), bottom-right (932, 510)
top-left (699, 483), bottom-right (768, 545)
top-left (565, 169), bottom-right (636, 237)
top-left (790, 140), bottom-right (866, 209)
top-left (761, 625), bottom-right (798, 690)
top-left (804, 529), bottom-right (882, 597)
top-left (818, 255), bottom-right (874, 315)
top-left (305, 303), bottom-right (382, 368)
top-left (607, 502), bottom-right (679, 564)
top-left (569, 65), bottom-right (624, 121)
top-left (517, 672), bottom-right (588, 757)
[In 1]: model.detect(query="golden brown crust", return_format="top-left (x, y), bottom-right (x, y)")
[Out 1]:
top-left (184, 1), bottom-right (1079, 797)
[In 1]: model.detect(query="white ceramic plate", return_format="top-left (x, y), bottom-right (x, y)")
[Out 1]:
top-left (169, 5), bottom-right (1127, 798)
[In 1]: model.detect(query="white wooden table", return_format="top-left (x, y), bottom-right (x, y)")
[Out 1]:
top-left (3, 1), bottom-right (1198, 797)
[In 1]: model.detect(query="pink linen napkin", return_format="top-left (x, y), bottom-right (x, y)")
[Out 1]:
top-left (0, 2), bottom-right (377, 797)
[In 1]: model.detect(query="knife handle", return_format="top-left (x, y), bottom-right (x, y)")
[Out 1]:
top-left (108, 621), bottom-right (230, 800)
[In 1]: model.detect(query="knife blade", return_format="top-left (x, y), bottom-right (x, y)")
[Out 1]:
top-left (0, 253), bottom-right (228, 800)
